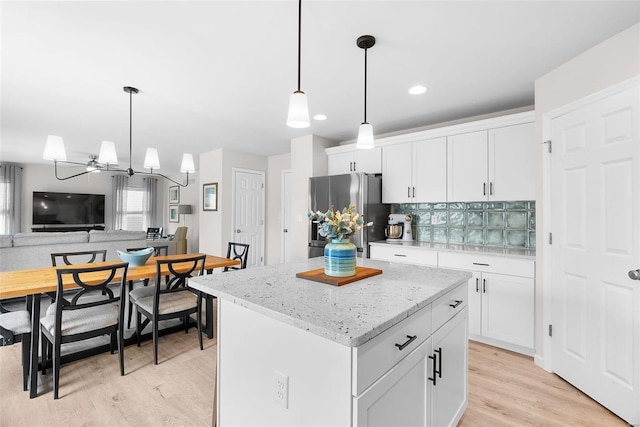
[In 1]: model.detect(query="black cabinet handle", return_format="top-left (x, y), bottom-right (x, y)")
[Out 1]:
top-left (428, 354), bottom-right (437, 385)
top-left (353, 161), bottom-right (356, 171)
top-left (448, 300), bottom-right (463, 308)
top-left (395, 334), bottom-right (417, 351)
top-left (472, 262), bottom-right (490, 266)
top-left (407, 186), bottom-right (411, 198)
top-left (475, 277), bottom-right (479, 292)
top-left (490, 182), bottom-right (493, 195)
top-left (434, 347), bottom-right (442, 378)
top-left (412, 187), bottom-right (416, 198)
top-left (483, 278), bottom-right (486, 293)
top-left (483, 182), bottom-right (486, 196)
top-left (393, 254), bottom-right (407, 257)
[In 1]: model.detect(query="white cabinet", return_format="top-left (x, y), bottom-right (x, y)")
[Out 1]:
top-left (382, 137), bottom-right (447, 203)
top-left (354, 337), bottom-right (432, 427)
top-left (327, 146), bottom-right (382, 175)
top-left (432, 309), bottom-right (468, 427)
top-left (438, 252), bottom-right (535, 354)
top-left (447, 122), bottom-right (535, 202)
top-left (369, 243), bottom-right (438, 267)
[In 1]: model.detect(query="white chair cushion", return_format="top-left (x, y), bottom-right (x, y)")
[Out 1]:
top-left (41, 303), bottom-right (119, 337)
top-left (129, 285), bottom-right (156, 302)
top-left (135, 291), bottom-right (197, 316)
top-left (0, 310), bottom-right (31, 335)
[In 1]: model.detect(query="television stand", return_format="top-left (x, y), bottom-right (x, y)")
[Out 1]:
top-left (32, 225), bottom-right (106, 233)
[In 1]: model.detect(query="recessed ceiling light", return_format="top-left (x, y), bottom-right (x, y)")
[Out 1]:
top-left (409, 85), bottom-right (427, 95)
top-left (313, 114), bottom-right (327, 121)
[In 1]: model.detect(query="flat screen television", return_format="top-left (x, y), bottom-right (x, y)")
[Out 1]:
top-left (33, 191), bottom-right (105, 225)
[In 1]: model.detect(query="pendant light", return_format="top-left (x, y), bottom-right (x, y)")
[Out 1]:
top-left (286, 0), bottom-right (310, 128)
top-left (356, 35), bottom-right (376, 149)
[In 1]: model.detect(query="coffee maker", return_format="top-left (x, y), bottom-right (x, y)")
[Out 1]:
top-left (385, 214), bottom-right (414, 242)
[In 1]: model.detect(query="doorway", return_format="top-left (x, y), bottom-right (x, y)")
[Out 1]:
top-left (281, 169), bottom-right (292, 263)
top-left (232, 168), bottom-right (265, 268)
top-left (546, 78), bottom-right (639, 425)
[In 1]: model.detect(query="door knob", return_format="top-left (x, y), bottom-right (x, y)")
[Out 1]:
top-left (236, 229), bottom-right (241, 233)
top-left (629, 269), bottom-right (640, 280)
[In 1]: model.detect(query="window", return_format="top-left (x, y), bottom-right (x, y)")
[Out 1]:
top-left (0, 181), bottom-right (8, 234)
top-left (121, 185), bottom-right (144, 231)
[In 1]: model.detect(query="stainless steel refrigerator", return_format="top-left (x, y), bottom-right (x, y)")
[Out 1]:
top-left (308, 173), bottom-right (389, 258)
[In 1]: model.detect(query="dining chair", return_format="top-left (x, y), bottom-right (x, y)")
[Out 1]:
top-left (49, 250), bottom-right (109, 304)
top-left (125, 245), bottom-right (169, 328)
top-left (223, 242), bottom-right (250, 272)
top-left (133, 254), bottom-right (206, 364)
top-left (40, 262), bottom-right (128, 399)
top-left (0, 302), bottom-right (31, 391)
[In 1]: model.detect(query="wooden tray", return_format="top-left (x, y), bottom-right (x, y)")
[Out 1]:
top-left (296, 266), bottom-right (383, 286)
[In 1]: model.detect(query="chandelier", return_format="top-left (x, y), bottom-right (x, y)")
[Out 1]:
top-left (42, 86), bottom-right (195, 187)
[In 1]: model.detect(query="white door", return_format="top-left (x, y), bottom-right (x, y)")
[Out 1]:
top-left (233, 169), bottom-right (265, 268)
top-left (281, 169), bottom-right (292, 263)
top-left (354, 337), bottom-right (431, 427)
top-left (489, 122), bottom-right (535, 201)
top-left (550, 82), bottom-right (639, 425)
top-left (447, 130), bottom-right (488, 202)
top-left (382, 142), bottom-right (413, 204)
top-left (413, 137), bottom-right (447, 203)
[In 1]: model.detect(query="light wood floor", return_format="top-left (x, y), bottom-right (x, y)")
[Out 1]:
top-left (0, 335), bottom-right (626, 426)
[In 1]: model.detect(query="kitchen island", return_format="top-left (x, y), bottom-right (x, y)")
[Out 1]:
top-left (189, 258), bottom-right (471, 427)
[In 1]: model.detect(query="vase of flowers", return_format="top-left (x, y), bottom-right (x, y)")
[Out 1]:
top-left (308, 204), bottom-right (373, 277)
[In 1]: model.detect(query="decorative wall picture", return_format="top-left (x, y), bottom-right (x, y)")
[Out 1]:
top-left (169, 205), bottom-right (179, 223)
top-left (203, 182), bottom-right (218, 211)
top-left (169, 186), bottom-right (179, 204)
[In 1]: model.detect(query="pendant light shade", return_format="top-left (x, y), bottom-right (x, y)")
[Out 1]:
top-left (43, 135), bottom-right (67, 161)
top-left (356, 35), bottom-right (376, 150)
top-left (143, 148), bottom-right (160, 170)
top-left (286, 0), bottom-right (310, 128)
top-left (357, 123), bottom-right (374, 149)
top-left (180, 153), bottom-right (195, 174)
top-left (287, 91), bottom-right (310, 128)
top-left (98, 140), bottom-right (118, 165)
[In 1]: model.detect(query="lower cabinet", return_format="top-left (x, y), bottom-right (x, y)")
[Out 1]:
top-left (354, 302), bottom-right (469, 427)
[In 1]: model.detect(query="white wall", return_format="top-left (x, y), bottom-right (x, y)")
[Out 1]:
top-left (290, 135), bottom-right (335, 261)
top-left (266, 153), bottom-right (291, 265)
top-left (534, 23), bottom-right (640, 360)
top-left (198, 149), bottom-right (268, 258)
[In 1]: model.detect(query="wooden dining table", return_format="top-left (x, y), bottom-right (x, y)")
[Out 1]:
top-left (0, 253), bottom-right (240, 398)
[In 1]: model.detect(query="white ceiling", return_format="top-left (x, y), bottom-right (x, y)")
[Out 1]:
top-left (2, 1), bottom-right (639, 174)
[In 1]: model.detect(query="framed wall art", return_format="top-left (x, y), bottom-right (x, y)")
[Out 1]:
top-left (203, 182), bottom-right (218, 211)
top-left (169, 186), bottom-right (179, 204)
top-left (169, 205), bottom-right (179, 223)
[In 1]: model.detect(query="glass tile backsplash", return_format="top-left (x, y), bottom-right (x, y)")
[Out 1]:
top-left (391, 201), bottom-right (536, 248)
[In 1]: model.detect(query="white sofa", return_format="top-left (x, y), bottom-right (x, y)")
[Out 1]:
top-left (0, 230), bottom-right (147, 272)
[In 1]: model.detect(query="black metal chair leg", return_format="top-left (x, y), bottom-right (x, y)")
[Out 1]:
top-left (53, 339), bottom-right (61, 399)
top-left (153, 319), bottom-right (159, 365)
top-left (118, 321), bottom-right (125, 376)
top-left (41, 334), bottom-right (48, 375)
top-left (197, 293), bottom-right (203, 351)
top-left (127, 280), bottom-right (134, 329)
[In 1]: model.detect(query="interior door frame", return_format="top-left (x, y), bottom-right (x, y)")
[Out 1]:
top-left (281, 169), bottom-right (292, 263)
top-left (540, 75), bottom-right (640, 372)
top-left (231, 167), bottom-right (266, 267)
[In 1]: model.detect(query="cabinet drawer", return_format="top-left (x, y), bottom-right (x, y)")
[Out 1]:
top-left (438, 252), bottom-right (534, 278)
top-left (370, 245), bottom-right (438, 267)
top-left (432, 283), bottom-right (467, 333)
top-left (352, 305), bottom-right (432, 396)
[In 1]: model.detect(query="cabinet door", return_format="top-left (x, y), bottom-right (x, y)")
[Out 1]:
top-left (447, 130), bottom-right (488, 202)
top-left (354, 337), bottom-right (432, 427)
top-left (356, 147), bottom-right (382, 174)
top-left (432, 308), bottom-right (468, 427)
top-left (467, 272), bottom-right (482, 337)
top-left (488, 122), bottom-right (535, 201)
top-left (413, 137), bottom-right (447, 202)
top-left (481, 272), bottom-right (534, 348)
top-left (328, 151), bottom-right (355, 175)
top-left (382, 143), bottom-right (413, 203)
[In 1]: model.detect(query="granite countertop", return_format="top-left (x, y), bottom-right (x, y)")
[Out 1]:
top-left (188, 258), bottom-right (471, 347)
top-left (369, 240), bottom-right (536, 259)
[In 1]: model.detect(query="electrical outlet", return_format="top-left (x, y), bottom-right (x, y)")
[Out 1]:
top-left (274, 370), bottom-right (289, 408)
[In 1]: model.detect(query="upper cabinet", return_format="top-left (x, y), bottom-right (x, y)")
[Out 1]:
top-left (327, 147), bottom-right (382, 175)
top-left (447, 122), bottom-right (535, 202)
top-left (382, 137), bottom-right (447, 204)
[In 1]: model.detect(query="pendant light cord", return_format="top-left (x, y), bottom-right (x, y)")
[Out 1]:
top-left (296, 0), bottom-right (302, 92)
top-left (363, 47), bottom-right (368, 123)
